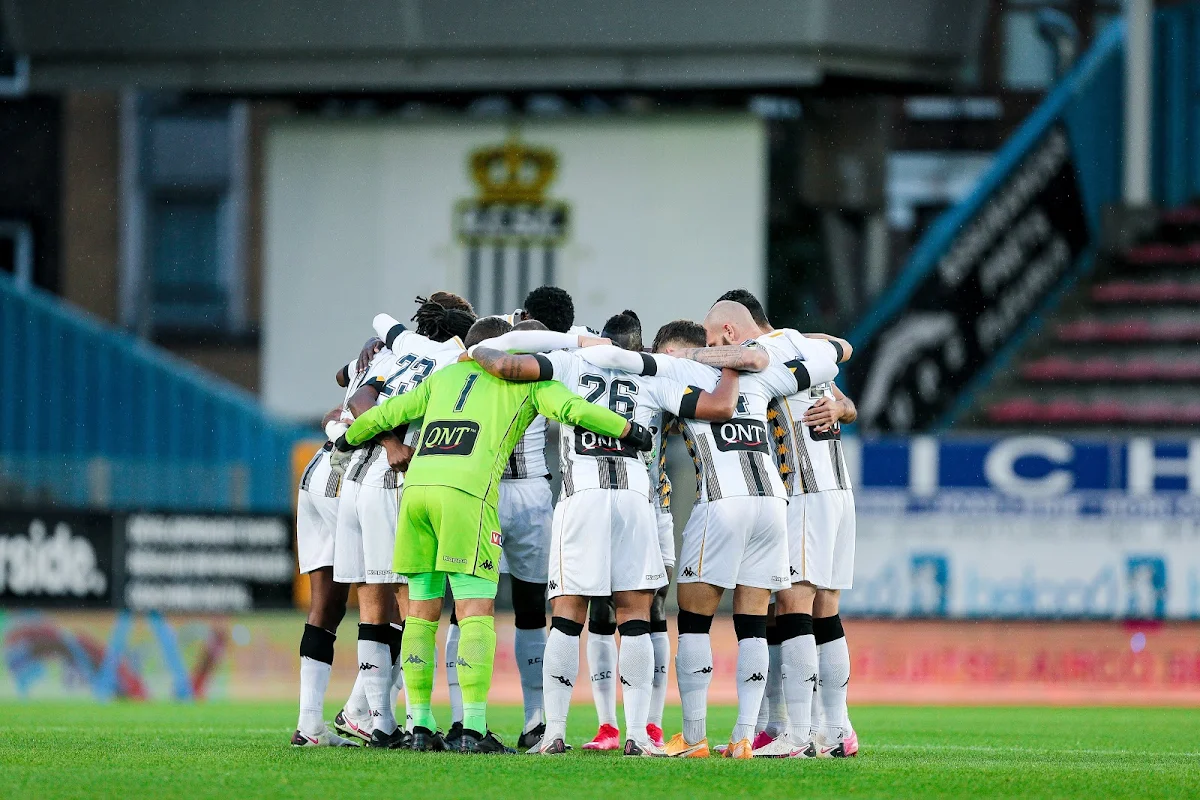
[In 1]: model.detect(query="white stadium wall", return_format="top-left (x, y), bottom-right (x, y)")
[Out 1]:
top-left (263, 115), bottom-right (766, 419)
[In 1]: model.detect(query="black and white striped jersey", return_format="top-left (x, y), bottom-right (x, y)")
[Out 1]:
top-left (540, 350), bottom-right (691, 499)
top-left (756, 329), bottom-right (852, 494)
top-left (647, 411), bottom-right (673, 514)
top-left (298, 441), bottom-right (341, 499)
top-left (648, 354), bottom-right (801, 504)
top-left (345, 332), bottom-right (464, 489)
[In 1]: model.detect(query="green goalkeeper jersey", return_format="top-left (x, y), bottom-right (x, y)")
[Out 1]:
top-left (343, 360), bottom-right (630, 507)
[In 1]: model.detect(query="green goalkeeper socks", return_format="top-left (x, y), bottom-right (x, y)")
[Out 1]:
top-left (401, 616), bottom-right (438, 732)
top-left (456, 615), bottom-right (497, 734)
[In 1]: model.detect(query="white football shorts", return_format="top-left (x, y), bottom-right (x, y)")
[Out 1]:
top-left (677, 495), bottom-right (789, 590)
top-left (788, 488), bottom-right (856, 590)
top-left (548, 488), bottom-right (667, 598)
top-left (656, 510), bottom-right (676, 569)
top-left (333, 480), bottom-right (406, 585)
top-left (497, 477), bottom-right (553, 584)
top-left (296, 489), bottom-right (338, 574)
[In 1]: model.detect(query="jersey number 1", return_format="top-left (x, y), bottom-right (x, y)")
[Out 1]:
top-left (454, 373), bottom-right (479, 412)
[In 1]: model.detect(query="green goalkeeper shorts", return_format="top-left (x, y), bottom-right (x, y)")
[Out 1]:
top-left (406, 571), bottom-right (499, 602)
top-left (394, 485), bottom-right (501, 582)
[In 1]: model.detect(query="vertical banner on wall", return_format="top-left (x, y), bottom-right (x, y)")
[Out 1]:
top-left (455, 133), bottom-right (570, 316)
top-left (850, 126), bottom-right (1090, 432)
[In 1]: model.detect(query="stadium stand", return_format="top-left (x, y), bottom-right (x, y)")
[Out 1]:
top-left (985, 208), bottom-right (1200, 430)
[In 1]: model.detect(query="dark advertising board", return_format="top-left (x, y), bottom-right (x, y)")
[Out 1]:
top-left (0, 510), bottom-right (294, 611)
top-left (0, 511), bottom-right (115, 608)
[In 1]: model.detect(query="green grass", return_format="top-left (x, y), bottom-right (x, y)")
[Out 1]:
top-left (2, 703), bottom-right (1199, 799)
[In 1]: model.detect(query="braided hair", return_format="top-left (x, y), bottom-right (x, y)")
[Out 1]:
top-left (412, 296), bottom-right (477, 342)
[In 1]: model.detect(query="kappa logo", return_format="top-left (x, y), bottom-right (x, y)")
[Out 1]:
top-left (552, 674), bottom-right (573, 687)
top-left (645, 573), bottom-right (664, 581)
top-left (746, 672), bottom-right (765, 682)
top-left (805, 674), bottom-right (818, 686)
top-left (405, 654), bottom-right (426, 665)
top-left (681, 566), bottom-right (697, 578)
top-left (620, 676), bottom-right (631, 687)
top-left (694, 666), bottom-right (713, 674)
top-left (443, 556), bottom-right (468, 565)
top-left (480, 559), bottom-right (495, 571)
top-left (456, 658), bottom-right (472, 669)
top-left (548, 580), bottom-right (558, 591)
top-left (359, 662), bottom-right (377, 671)
top-left (790, 566), bottom-right (800, 576)
top-left (491, 530), bottom-right (503, 546)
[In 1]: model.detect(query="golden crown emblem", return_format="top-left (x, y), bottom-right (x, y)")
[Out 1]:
top-left (470, 135), bottom-right (558, 204)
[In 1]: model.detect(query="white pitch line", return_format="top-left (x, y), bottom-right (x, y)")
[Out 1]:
top-left (872, 743), bottom-right (1200, 758)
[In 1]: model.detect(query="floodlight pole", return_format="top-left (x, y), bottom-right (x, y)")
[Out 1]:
top-left (1123, 0), bottom-right (1154, 208)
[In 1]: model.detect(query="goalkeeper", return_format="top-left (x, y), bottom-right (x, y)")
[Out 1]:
top-left (332, 317), bottom-right (652, 753)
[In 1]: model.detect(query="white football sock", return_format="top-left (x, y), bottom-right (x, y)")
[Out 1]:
top-left (587, 632), bottom-right (619, 728)
top-left (390, 623), bottom-right (405, 693)
top-left (343, 625), bottom-right (371, 719)
top-left (514, 627), bottom-right (546, 731)
top-left (675, 633), bottom-right (712, 745)
top-left (298, 655), bottom-right (332, 735)
top-left (648, 631), bottom-right (670, 727)
top-left (358, 639), bottom-right (396, 734)
top-left (817, 636), bottom-right (851, 739)
top-left (782, 633), bottom-right (818, 743)
top-left (619, 631), bottom-right (654, 745)
top-left (542, 627), bottom-right (580, 744)
top-left (446, 622), bottom-right (463, 725)
top-left (756, 690), bottom-right (769, 735)
top-left (765, 643), bottom-right (788, 737)
top-left (732, 637), bottom-right (768, 744)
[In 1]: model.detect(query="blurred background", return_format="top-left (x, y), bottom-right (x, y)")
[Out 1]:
top-left (1, 0), bottom-right (1198, 706)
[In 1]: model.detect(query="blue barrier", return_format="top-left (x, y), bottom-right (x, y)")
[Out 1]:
top-left (0, 274), bottom-right (305, 512)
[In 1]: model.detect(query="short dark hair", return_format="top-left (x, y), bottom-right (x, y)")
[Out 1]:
top-left (652, 319), bottom-right (705, 352)
top-left (513, 319), bottom-right (549, 332)
top-left (717, 289), bottom-right (770, 328)
top-left (464, 317), bottom-right (513, 348)
top-left (523, 285), bottom-right (575, 333)
top-left (412, 298), bottom-right (477, 342)
top-left (602, 309), bottom-right (642, 351)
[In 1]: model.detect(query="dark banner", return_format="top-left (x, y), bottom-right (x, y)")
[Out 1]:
top-left (0, 510), bottom-right (294, 611)
top-left (0, 511), bottom-right (115, 608)
top-left (848, 125), bottom-right (1090, 432)
top-left (118, 514), bottom-right (295, 612)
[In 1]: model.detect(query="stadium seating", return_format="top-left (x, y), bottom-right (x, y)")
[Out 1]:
top-left (985, 206), bottom-right (1200, 430)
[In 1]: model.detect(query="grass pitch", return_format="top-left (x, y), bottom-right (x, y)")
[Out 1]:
top-left (3, 703), bottom-right (1198, 799)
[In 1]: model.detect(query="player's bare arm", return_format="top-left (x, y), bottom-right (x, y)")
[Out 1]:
top-left (688, 368), bottom-right (740, 422)
top-left (468, 346), bottom-right (548, 382)
top-left (803, 333), bottom-right (853, 363)
top-left (672, 344), bottom-right (769, 372)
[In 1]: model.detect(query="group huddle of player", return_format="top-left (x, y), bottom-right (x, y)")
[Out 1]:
top-left (291, 285), bottom-right (860, 759)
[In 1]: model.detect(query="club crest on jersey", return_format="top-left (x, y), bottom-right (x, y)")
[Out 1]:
top-left (575, 430), bottom-right (638, 459)
top-left (710, 418), bottom-right (770, 453)
top-left (420, 420), bottom-right (480, 456)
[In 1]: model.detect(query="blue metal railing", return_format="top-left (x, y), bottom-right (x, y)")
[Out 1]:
top-left (0, 274), bottom-right (305, 511)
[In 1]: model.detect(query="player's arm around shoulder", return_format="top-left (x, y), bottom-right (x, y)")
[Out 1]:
top-left (467, 346), bottom-right (552, 383)
top-left (529, 378), bottom-right (630, 439)
top-left (659, 370), bottom-right (739, 423)
top-left (671, 343), bottom-right (770, 373)
top-left (343, 374), bottom-right (434, 447)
